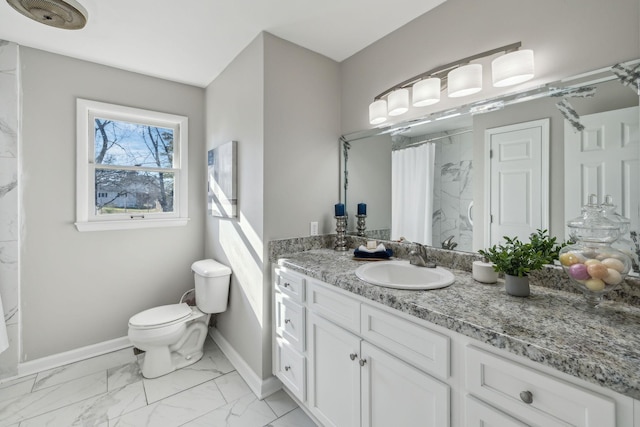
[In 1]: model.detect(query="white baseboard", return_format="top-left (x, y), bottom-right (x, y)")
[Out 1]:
top-left (17, 336), bottom-right (132, 378)
top-left (208, 327), bottom-right (281, 399)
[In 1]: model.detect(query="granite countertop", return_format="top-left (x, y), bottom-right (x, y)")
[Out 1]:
top-left (275, 248), bottom-right (640, 400)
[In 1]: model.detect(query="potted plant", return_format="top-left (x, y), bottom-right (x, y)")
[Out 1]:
top-left (478, 230), bottom-right (564, 297)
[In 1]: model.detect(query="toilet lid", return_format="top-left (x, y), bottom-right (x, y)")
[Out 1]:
top-left (129, 303), bottom-right (192, 328)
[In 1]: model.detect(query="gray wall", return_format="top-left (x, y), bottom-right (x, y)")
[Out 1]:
top-left (205, 34), bottom-right (266, 378)
top-left (19, 47), bottom-right (206, 360)
top-left (340, 0), bottom-right (640, 135)
top-left (205, 33), bottom-right (340, 380)
top-left (343, 134), bottom-right (392, 235)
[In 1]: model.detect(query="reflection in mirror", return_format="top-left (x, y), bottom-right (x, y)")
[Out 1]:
top-left (341, 60), bottom-right (640, 267)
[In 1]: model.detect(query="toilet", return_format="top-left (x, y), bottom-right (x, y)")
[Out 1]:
top-left (128, 259), bottom-right (232, 378)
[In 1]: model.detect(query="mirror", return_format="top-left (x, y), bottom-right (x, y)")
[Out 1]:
top-left (341, 60), bottom-right (640, 258)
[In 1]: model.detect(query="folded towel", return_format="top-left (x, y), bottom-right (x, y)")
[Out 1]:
top-left (353, 248), bottom-right (393, 259)
top-left (357, 243), bottom-right (386, 253)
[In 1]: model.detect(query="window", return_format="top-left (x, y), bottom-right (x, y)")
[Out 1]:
top-left (76, 99), bottom-right (189, 231)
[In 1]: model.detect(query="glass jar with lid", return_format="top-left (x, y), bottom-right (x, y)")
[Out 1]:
top-left (559, 195), bottom-right (631, 308)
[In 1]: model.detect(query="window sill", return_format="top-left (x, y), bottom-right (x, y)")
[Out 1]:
top-left (75, 218), bottom-right (190, 232)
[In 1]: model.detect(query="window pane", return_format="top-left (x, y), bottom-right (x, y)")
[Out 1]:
top-left (94, 117), bottom-right (174, 168)
top-left (95, 169), bottom-right (174, 215)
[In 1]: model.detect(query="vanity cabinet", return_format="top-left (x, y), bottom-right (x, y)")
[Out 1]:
top-left (273, 268), bottom-right (307, 402)
top-left (275, 268), bottom-right (451, 427)
top-left (273, 265), bottom-right (636, 427)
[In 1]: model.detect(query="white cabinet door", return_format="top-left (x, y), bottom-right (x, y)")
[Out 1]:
top-left (361, 341), bottom-right (450, 427)
top-left (308, 312), bottom-right (362, 427)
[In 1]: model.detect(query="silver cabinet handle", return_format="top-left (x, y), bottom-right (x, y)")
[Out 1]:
top-left (519, 390), bottom-right (533, 404)
top-left (283, 282), bottom-right (290, 287)
top-left (284, 365), bottom-right (291, 371)
top-left (349, 353), bottom-right (358, 360)
top-left (284, 319), bottom-right (291, 324)
top-left (359, 359), bottom-right (367, 366)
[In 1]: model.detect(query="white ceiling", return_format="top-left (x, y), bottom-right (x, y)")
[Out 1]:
top-left (0, 0), bottom-right (446, 87)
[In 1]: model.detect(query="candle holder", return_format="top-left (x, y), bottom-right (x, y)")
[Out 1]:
top-left (334, 215), bottom-right (348, 251)
top-left (356, 214), bottom-right (367, 237)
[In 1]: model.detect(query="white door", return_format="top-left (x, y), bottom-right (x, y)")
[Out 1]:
top-left (361, 341), bottom-right (450, 427)
top-left (485, 119), bottom-right (550, 246)
top-left (564, 106), bottom-right (639, 234)
top-left (308, 313), bottom-right (361, 427)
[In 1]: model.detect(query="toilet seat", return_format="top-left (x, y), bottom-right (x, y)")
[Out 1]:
top-left (129, 303), bottom-right (193, 330)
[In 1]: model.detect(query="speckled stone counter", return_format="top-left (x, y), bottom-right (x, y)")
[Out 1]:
top-left (273, 247), bottom-right (640, 400)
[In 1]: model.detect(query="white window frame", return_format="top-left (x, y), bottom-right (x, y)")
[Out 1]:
top-left (75, 99), bottom-right (189, 232)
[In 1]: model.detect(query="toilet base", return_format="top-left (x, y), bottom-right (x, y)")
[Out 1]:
top-left (138, 315), bottom-right (210, 379)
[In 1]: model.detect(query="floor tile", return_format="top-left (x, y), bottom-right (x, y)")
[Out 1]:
top-left (0, 373), bottom-right (35, 390)
top-left (0, 371), bottom-right (107, 426)
top-left (110, 380), bottom-right (226, 427)
top-left (107, 361), bottom-right (143, 391)
top-left (0, 375), bottom-right (35, 403)
top-left (19, 381), bottom-right (146, 427)
top-left (142, 342), bottom-right (234, 403)
top-left (202, 338), bottom-right (235, 373)
top-left (264, 389), bottom-right (297, 418)
top-left (181, 393), bottom-right (277, 427)
top-left (267, 408), bottom-right (317, 427)
top-left (33, 347), bottom-right (136, 391)
top-left (214, 371), bottom-right (252, 403)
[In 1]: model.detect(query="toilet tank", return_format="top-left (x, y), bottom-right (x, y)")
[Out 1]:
top-left (191, 259), bottom-right (232, 314)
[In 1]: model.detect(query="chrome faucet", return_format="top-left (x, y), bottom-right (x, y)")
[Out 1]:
top-left (408, 242), bottom-right (436, 268)
top-left (441, 235), bottom-right (458, 250)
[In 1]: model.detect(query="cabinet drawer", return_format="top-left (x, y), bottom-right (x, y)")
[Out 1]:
top-left (275, 292), bottom-right (305, 352)
top-left (275, 268), bottom-right (306, 303)
top-left (465, 395), bottom-right (527, 427)
top-left (361, 304), bottom-right (449, 379)
top-left (466, 346), bottom-right (615, 427)
top-left (275, 337), bottom-right (306, 402)
top-left (308, 281), bottom-right (360, 333)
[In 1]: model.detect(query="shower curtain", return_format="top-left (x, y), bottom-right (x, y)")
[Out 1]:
top-left (391, 142), bottom-right (436, 245)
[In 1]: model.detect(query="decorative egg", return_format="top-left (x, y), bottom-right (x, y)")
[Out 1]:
top-left (568, 263), bottom-right (590, 280)
top-left (603, 268), bottom-right (623, 285)
top-left (559, 252), bottom-right (581, 266)
top-left (584, 278), bottom-right (605, 291)
top-left (586, 262), bottom-right (609, 279)
top-left (602, 258), bottom-right (625, 273)
top-left (583, 259), bottom-right (602, 267)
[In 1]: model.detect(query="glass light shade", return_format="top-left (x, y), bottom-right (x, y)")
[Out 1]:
top-left (448, 64), bottom-right (483, 98)
top-left (369, 100), bottom-right (387, 125)
top-left (412, 78), bottom-right (441, 107)
top-left (492, 49), bottom-right (534, 87)
top-left (387, 88), bottom-right (409, 116)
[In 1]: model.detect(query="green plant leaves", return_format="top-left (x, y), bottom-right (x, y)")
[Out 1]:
top-left (478, 229), bottom-right (566, 277)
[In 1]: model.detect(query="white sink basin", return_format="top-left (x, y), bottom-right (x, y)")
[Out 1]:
top-left (355, 260), bottom-right (455, 290)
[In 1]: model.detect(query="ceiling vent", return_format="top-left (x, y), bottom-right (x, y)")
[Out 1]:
top-left (6, 0), bottom-right (87, 30)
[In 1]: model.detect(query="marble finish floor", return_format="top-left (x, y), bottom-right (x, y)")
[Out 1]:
top-left (0, 337), bottom-right (316, 427)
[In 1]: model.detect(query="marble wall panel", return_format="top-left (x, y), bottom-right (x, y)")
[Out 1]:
top-left (0, 40), bottom-right (19, 379)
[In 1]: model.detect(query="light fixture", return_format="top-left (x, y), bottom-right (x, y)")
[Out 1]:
top-left (369, 100), bottom-right (388, 125)
top-left (387, 88), bottom-right (409, 116)
top-left (492, 49), bottom-right (535, 87)
top-left (6, 0), bottom-right (88, 30)
top-left (367, 42), bottom-right (535, 125)
top-left (448, 64), bottom-right (483, 98)
top-left (412, 78), bottom-right (441, 107)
